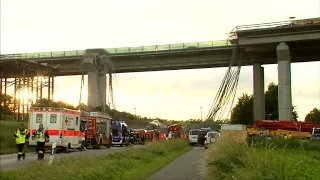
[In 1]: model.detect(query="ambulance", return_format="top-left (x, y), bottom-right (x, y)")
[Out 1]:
top-left (28, 107), bottom-right (85, 152)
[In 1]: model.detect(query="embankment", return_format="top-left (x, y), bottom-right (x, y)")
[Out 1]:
top-left (1, 139), bottom-right (191, 180)
top-left (0, 121), bottom-right (33, 155)
top-left (202, 136), bottom-right (320, 180)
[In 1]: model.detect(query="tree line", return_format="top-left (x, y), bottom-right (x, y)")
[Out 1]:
top-left (229, 82), bottom-right (320, 124)
top-left (1, 82), bottom-right (319, 127)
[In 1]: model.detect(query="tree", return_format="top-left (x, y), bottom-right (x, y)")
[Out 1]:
top-left (230, 93), bottom-right (253, 125)
top-left (32, 98), bottom-right (76, 110)
top-left (230, 82), bottom-right (299, 125)
top-left (305, 108), bottom-right (320, 123)
top-left (0, 94), bottom-right (14, 115)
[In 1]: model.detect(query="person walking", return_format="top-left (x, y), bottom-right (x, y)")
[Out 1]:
top-left (13, 123), bottom-right (29, 161)
top-left (33, 123), bottom-right (49, 160)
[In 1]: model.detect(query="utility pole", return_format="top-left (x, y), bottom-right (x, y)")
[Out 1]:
top-left (134, 107), bottom-right (137, 116)
top-left (200, 106), bottom-right (203, 120)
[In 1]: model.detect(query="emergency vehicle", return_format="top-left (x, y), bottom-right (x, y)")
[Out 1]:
top-left (80, 111), bottom-right (112, 149)
top-left (28, 107), bottom-right (85, 153)
top-left (111, 121), bottom-right (129, 146)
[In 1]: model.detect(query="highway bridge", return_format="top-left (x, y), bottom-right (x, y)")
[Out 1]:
top-left (0, 17), bottom-right (320, 122)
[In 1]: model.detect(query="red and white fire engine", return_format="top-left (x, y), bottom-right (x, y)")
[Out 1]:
top-left (80, 111), bottom-right (112, 149)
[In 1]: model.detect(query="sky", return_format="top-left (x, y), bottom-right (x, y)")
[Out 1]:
top-left (1, 0), bottom-right (320, 121)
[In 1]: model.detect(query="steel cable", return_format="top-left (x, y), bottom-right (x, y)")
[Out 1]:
top-left (205, 40), bottom-right (242, 121)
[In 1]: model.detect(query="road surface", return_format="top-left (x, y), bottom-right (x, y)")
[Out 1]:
top-left (0, 145), bottom-right (144, 170)
top-left (147, 147), bottom-right (205, 180)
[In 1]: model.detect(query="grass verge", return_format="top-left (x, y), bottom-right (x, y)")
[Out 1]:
top-left (0, 121), bottom-right (34, 155)
top-left (202, 136), bottom-right (320, 180)
top-left (1, 139), bottom-right (191, 180)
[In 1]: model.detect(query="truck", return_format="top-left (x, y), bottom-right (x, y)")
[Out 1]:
top-left (168, 124), bottom-right (182, 138)
top-left (111, 121), bottom-right (130, 146)
top-left (80, 111), bottom-right (112, 149)
top-left (248, 120), bottom-right (320, 138)
top-left (311, 127), bottom-right (320, 139)
top-left (28, 107), bottom-right (85, 153)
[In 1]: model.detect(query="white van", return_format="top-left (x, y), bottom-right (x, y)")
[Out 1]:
top-left (204, 131), bottom-right (220, 149)
top-left (188, 129), bottom-right (200, 145)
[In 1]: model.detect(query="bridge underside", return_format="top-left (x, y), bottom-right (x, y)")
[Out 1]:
top-left (18, 39), bottom-right (319, 76)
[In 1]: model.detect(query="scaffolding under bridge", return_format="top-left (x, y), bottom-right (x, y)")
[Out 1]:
top-left (0, 59), bottom-right (56, 121)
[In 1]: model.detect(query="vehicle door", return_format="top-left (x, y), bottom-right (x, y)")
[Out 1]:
top-left (47, 113), bottom-right (61, 144)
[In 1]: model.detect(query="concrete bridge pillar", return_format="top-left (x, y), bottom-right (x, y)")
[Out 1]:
top-left (253, 64), bottom-right (265, 121)
top-left (83, 52), bottom-right (107, 110)
top-left (276, 42), bottom-right (293, 121)
top-left (87, 72), bottom-right (106, 110)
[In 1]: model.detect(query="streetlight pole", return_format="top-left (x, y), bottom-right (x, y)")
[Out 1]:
top-left (134, 107), bottom-right (137, 116)
top-left (200, 106), bottom-right (203, 120)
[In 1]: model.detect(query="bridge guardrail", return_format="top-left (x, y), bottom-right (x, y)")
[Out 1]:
top-left (0, 40), bottom-right (232, 60)
top-left (229, 17), bottom-right (320, 39)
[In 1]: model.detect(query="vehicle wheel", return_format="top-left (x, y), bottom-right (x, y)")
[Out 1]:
top-left (93, 140), bottom-right (102, 149)
top-left (106, 140), bottom-right (111, 148)
top-left (78, 141), bottom-right (86, 151)
top-left (62, 146), bottom-right (69, 153)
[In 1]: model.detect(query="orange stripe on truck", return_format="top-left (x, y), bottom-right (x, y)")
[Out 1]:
top-left (29, 129), bottom-right (84, 137)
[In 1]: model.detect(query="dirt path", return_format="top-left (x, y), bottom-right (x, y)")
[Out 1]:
top-left (147, 147), bottom-right (204, 180)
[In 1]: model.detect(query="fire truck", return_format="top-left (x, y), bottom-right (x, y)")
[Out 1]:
top-left (80, 111), bottom-right (112, 149)
top-left (168, 124), bottom-right (182, 138)
top-left (28, 107), bottom-right (85, 153)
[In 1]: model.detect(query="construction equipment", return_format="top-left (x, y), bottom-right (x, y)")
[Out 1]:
top-left (80, 111), bottom-right (112, 149)
top-left (247, 120), bottom-right (320, 139)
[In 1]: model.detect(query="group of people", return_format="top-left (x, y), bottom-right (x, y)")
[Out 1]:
top-left (13, 123), bottom-right (49, 161)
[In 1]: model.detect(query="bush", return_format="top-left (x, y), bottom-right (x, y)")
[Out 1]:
top-left (202, 137), bottom-right (320, 180)
top-left (1, 139), bottom-right (191, 180)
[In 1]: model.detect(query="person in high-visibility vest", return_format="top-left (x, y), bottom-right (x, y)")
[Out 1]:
top-left (33, 123), bottom-right (49, 160)
top-left (13, 123), bottom-right (29, 161)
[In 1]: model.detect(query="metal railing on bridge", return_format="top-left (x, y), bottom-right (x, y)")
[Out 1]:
top-left (0, 40), bottom-right (232, 60)
top-left (229, 17), bottom-right (320, 39)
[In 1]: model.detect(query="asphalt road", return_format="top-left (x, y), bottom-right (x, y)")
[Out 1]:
top-left (0, 145), bottom-right (144, 170)
top-left (147, 147), bottom-right (205, 180)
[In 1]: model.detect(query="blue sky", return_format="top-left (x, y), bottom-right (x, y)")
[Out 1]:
top-left (1, 0), bottom-right (320, 120)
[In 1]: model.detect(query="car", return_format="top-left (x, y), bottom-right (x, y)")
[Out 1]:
top-left (204, 131), bottom-right (220, 149)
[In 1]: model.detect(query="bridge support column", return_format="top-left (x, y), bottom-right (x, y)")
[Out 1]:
top-left (87, 72), bottom-right (106, 110)
top-left (276, 42), bottom-right (293, 121)
top-left (253, 64), bottom-right (265, 121)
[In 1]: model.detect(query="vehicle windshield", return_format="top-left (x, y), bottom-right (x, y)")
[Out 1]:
top-left (208, 132), bottom-right (220, 138)
top-left (112, 128), bottom-right (119, 136)
top-left (189, 130), bottom-right (200, 135)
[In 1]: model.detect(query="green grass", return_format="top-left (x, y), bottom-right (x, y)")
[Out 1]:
top-left (0, 139), bottom-right (191, 180)
top-left (202, 137), bottom-right (320, 180)
top-left (247, 136), bottom-right (320, 151)
top-left (0, 120), bottom-right (34, 155)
